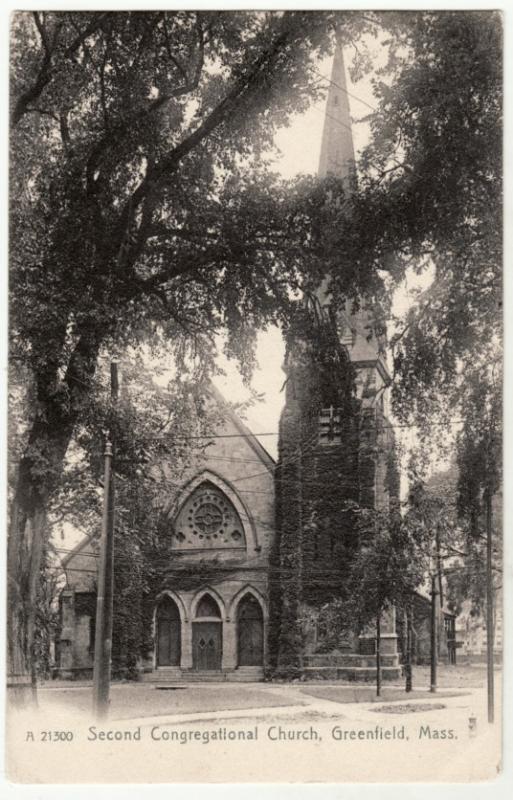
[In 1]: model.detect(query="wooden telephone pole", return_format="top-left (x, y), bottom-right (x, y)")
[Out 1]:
top-left (485, 489), bottom-right (494, 723)
top-left (92, 362), bottom-right (118, 718)
top-left (430, 572), bottom-right (438, 693)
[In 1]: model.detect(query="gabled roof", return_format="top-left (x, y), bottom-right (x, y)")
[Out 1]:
top-left (59, 382), bottom-right (275, 569)
top-left (208, 382), bottom-right (275, 472)
top-left (61, 531), bottom-right (98, 568)
top-left (415, 587), bottom-right (455, 618)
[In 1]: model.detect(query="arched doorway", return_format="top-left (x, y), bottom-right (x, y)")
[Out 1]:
top-left (156, 596), bottom-right (181, 667)
top-left (193, 594), bottom-right (222, 670)
top-left (237, 594), bottom-right (264, 667)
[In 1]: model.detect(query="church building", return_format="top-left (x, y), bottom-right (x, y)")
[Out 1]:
top-left (58, 45), bottom-right (401, 683)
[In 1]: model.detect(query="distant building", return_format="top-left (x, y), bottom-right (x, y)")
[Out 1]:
top-left (395, 590), bottom-right (458, 666)
top-left (456, 595), bottom-right (503, 660)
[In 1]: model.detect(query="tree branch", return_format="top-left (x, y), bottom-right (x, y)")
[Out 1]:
top-left (122, 20), bottom-right (296, 261)
top-left (12, 12), bottom-right (109, 127)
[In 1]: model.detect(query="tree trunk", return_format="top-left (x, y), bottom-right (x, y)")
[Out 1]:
top-left (376, 610), bottom-right (381, 697)
top-left (8, 334), bottom-right (101, 704)
top-left (7, 493), bottom-right (48, 706)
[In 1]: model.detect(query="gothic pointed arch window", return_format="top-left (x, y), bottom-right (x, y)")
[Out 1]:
top-left (156, 596), bottom-right (181, 667)
top-left (173, 481), bottom-right (246, 551)
top-left (195, 594), bottom-right (222, 619)
top-left (237, 594), bottom-right (264, 666)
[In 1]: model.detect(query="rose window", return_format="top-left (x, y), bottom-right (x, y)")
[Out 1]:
top-left (194, 503), bottom-right (223, 534)
top-left (173, 481), bottom-right (246, 550)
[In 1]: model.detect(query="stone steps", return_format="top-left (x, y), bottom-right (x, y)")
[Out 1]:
top-left (142, 667), bottom-right (264, 683)
top-left (142, 663), bottom-right (401, 683)
top-left (178, 671), bottom-right (230, 682)
top-left (227, 667), bottom-right (264, 682)
top-left (142, 668), bottom-right (182, 683)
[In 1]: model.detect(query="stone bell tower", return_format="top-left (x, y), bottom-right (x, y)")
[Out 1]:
top-left (270, 42), bottom-right (400, 679)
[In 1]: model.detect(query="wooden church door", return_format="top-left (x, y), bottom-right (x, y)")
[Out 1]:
top-left (192, 594), bottom-right (222, 670)
top-left (192, 623), bottom-right (222, 670)
top-left (156, 597), bottom-right (181, 667)
top-left (237, 595), bottom-right (264, 666)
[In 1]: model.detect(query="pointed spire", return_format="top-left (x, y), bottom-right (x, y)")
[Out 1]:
top-left (318, 42), bottom-right (355, 182)
top-left (312, 42), bottom-right (392, 389)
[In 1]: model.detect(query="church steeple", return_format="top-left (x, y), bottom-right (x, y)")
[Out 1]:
top-left (273, 39), bottom-right (399, 681)
top-left (315, 41), bottom-right (392, 391)
top-left (318, 42), bottom-right (355, 182)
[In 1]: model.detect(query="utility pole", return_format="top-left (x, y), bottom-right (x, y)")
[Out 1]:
top-left (485, 489), bottom-right (494, 723)
top-left (92, 362), bottom-right (118, 718)
top-left (430, 572), bottom-right (438, 693)
top-left (375, 610), bottom-right (382, 697)
top-left (405, 602), bottom-right (413, 693)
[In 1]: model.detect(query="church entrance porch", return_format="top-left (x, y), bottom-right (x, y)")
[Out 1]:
top-left (143, 586), bottom-right (268, 682)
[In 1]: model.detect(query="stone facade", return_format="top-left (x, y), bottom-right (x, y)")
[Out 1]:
top-left (59, 386), bottom-right (275, 680)
top-left (268, 303), bottom-right (400, 678)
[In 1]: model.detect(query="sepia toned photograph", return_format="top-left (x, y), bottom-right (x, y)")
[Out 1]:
top-left (6, 5), bottom-right (503, 786)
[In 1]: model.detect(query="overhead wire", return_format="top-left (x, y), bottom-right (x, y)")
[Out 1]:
top-left (145, 417), bottom-right (464, 440)
top-left (48, 419), bottom-right (461, 564)
top-left (312, 66), bottom-right (378, 112)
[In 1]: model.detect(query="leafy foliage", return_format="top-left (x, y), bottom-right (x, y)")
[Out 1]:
top-left (456, 360), bottom-right (501, 528)
top-left (363, 12), bottom-right (501, 431)
top-left (345, 501), bottom-right (428, 627)
top-left (33, 545), bottom-right (61, 679)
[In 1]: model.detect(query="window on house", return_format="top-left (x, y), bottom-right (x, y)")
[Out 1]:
top-left (89, 617), bottom-right (96, 656)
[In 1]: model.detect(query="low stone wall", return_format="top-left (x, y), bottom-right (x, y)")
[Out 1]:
top-left (303, 653), bottom-right (398, 668)
top-left (302, 665), bottom-right (402, 681)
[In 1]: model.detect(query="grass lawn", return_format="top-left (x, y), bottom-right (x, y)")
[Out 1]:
top-left (299, 662), bottom-right (498, 704)
top-left (403, 662), bottom-right (499, 689)
top-left (299, 686), bottom-right (467, 705)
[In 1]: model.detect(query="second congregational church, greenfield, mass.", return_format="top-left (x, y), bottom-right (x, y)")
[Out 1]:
top-left (58, 44), bottom-right (402, 683)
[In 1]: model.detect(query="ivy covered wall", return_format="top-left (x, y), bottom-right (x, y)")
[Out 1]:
top-left (270, 305), bottom-right (398, 677)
